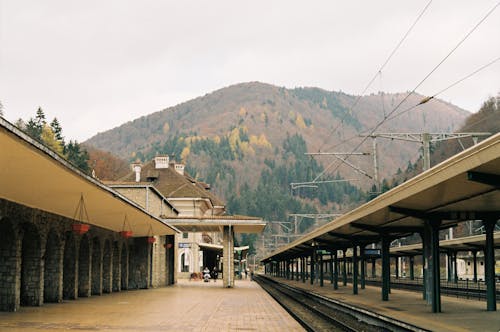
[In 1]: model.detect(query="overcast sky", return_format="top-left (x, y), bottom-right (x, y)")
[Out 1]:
top-left (1, 1), bottom-right (499, 142)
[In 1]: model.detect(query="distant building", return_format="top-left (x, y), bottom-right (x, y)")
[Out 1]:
top-left (106, 155), bottom-right (227, 280)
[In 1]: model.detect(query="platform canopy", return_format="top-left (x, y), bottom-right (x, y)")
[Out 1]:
top-left (165, 216), bottom-right (266, 233)
top-left (263, 133), bottom-right (500, 263)
top-left (390, 232), bottom-right (500, 256)
top-left (0, 118), bottom-right (178, 236)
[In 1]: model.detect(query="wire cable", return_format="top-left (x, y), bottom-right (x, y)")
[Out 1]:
top-left (313, 1), bottom-right (500, 182)
top-left (317, 0), bottom-right (433, 152)
top-left (386, 55), bottom-right (500, 122)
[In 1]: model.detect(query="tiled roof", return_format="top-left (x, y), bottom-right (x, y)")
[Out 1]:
top-left (118, 160), bottom-right (225, 207)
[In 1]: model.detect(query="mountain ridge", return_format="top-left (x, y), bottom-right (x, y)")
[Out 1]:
top-left (85, 82), bottom-right (469, 187)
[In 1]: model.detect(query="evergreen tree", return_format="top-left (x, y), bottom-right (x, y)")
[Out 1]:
top-left (25, 107), bottom-right (46, 140)
top-left (50, 117), bottom-right (64, 142)
top-left (65, 140), bottom-right (90, 173)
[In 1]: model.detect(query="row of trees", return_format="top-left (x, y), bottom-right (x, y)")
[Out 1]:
top-left (15, 107), bottom-right (90, 173)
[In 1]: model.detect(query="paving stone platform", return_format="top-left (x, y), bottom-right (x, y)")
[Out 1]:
top-left (0, 279), bottom-right (304, 332)
top-left (270, 275), bottom-right (500, 332)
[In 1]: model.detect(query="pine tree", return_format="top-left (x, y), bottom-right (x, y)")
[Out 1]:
top-left (25, 107), bottom-right (46, 140)
top-left (50, 117), bottom-right (64, 141)
top-left (65, 140), bottom-right (90, 173)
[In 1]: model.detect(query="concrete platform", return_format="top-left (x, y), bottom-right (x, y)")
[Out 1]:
top-left (270, 275), bottom-right (500, 332)
top-left (0, 279), bottom-right (304, 332)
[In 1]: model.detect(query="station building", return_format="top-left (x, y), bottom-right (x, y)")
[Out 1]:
top-left (106, 154), bottom-right (265, 283)
top-left (0, 117), bottom-right (179, 312)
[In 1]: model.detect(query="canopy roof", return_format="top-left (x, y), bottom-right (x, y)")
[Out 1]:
top-left (165, 216), bottom-right (266, 233)
top-left (0, 118), bottom-right (178, 236)
top-left (263, 133), bottom-right (499, 262)
top-left (390, 232), bottom-right (500, 256)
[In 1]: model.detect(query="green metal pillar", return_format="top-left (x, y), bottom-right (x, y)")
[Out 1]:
top-left (342, 249), bottom-right (347, 286)
top-left (427, 220), bottom-right (442, 313)
top-left (371, 258), bottom-right (376, 278)
top-left (409, 256), bottom-right (415, 280)
top-left (421, 228), bottom-right (430, 301)
top-left (319, 253), bottom-right (324, 287)
top-left (483, 219), bottom-right (497, 311)
top-left (360, 246), bottom-right (366, 290)
top-left (472, 250), bottom-right (478, 283)
top-left (352, 245), bottom-right (358, 295)
top-left (333, 251), bottom-right (339, 290)
top-left (329, 254), bottom-right (334, 284)
top-left (301, 257), bottom-right (306, 283)
top-left (310, 251), bottom-right (315, 285)
top-left (453, 252), bottom-right (458, 283)
top-left (447, 251), bottom-right (452, 282)
top-left (381, 236), bottom-right (390, 301)
top-left (395, 255), bottom-right (399, 279)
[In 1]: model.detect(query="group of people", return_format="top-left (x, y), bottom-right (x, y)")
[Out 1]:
top-left (202, 266), bottom-right (218, 282)
top-left (202, 266), bottom-right (255, 282)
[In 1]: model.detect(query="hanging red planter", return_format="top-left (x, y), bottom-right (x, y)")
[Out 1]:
top-left (120, 215), bottom-right (133, 239)
top-left (72, 223), bottom-right (90, 235)
top-left (147, 236), bottom-right (156, 244)
top-left (120, 230), bottom-right (133, 239)
top-left (72, 194), bottom-right (91, 235)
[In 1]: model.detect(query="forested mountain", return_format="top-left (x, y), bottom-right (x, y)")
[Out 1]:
top-left (85, 82), bottom-right (470, 240)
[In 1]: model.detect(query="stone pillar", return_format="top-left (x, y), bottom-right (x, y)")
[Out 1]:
top-left (223, 226), bottom-right (234, 288)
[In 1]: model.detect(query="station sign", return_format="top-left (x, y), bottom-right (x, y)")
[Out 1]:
top-left (364, 248), bottom-right (381, 257)
top-left (178, 243), bottom-right (191, 248)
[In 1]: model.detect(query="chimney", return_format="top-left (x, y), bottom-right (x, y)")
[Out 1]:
top-left (174, 163), bottom-right (185, 175)
top-left (131, 163), bottom-right (142, 182)
top-left (154, 155), bottom-right (169, 169)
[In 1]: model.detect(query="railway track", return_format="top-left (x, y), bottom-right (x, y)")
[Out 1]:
top-left (254, 275), bottom-right (430, 332)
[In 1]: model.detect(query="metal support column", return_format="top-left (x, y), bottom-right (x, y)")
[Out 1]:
top-left (473, 250), bottom-right (478, 283)
top-left (360, 246), bottom-right (366, 290)
top-left (353, 245), bottom-right (359, 295)
top-left (329, 254), bottom-right (334, 285)
top-left (446, 250), bottom-right (453, 282)
top-left (395, 256), bottom-right (399, 279)
top-left (310, 251), bottom-right (315, 285)
top-left (425, 221), bottom-right (442, 313)
top-left (301, 257), bottom-right (306, 283)
top-left (319, 253), bottom-right (324, 287)
top-left (371, 258), bottom-right (376, 278)
top-left (453, 252), bottom-right (458, 283)
top-left (333, 251), bottom-right (339, 290)
top-left (342, 249), bottom-right (347, 286)
top-left (409, 256), bottom-right (415, 280)
top-left (381, 236), bottom-right (390, 301)
top-left (483, 218), bottom-right (497, 311)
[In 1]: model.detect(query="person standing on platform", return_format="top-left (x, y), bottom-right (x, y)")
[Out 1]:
top-left (212, 267), bottom-right (218, 282)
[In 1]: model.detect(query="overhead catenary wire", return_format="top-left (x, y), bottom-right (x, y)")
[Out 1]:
top-left (313, 2), bottom-right (500, 182)
top-left (317, 0), bottom-right (433, 153)
top-left (322, 55), bottom-right (500, 150)
top-left (386, 55), bottom-right (500, 122)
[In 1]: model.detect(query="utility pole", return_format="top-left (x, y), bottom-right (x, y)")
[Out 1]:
top-left (368, 132), bottom-right (490, 171)
top-left (288, 213), bottom-right (343, 234)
